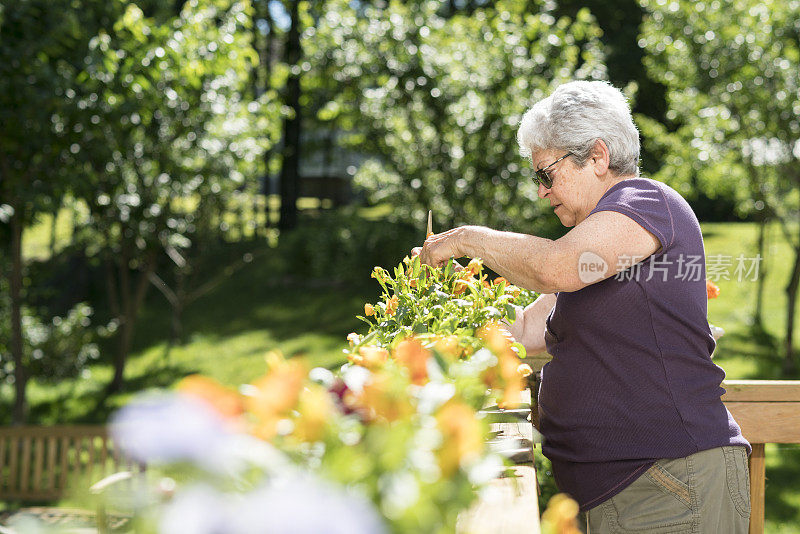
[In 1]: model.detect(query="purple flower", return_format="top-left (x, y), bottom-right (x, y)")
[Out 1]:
top-left (110, 393), bottom-right (232, 469)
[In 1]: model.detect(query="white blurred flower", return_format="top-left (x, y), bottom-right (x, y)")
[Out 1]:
top-left (159, 484), bottom-right (228, 534)
top-left (231, 475), bottom-right (387, 534)
top-left (342, 363), bottom-right (371, 394)
top-left (710, 324), bottom-right (725, 341)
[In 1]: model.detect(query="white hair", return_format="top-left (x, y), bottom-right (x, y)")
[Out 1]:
top-left (516, 80), bottom-right (640, 176)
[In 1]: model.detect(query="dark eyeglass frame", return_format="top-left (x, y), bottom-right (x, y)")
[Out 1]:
top-left (534, 152), bottom-right (573, 188)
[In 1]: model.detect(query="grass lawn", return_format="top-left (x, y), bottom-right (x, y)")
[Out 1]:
top-left (8, 211), bottom-right (800, 531)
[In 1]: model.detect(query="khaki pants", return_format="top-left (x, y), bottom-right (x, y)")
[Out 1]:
top-left (583, 446), bottom-right (751, 534)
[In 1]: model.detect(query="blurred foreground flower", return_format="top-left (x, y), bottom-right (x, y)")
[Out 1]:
top-left (541, 493), bottom-right (582, 534)
top-left (110, 393), bottom-right (233, 470)
top-left (159, 476), bottom-right (387, 534)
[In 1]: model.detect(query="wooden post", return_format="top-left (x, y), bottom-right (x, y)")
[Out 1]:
top-left (748, 443), bottom-right (766, 534)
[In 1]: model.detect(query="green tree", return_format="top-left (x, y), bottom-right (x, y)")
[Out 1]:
top-left (638, 0), bottom-right (800, 371)
top-left (66, 0), bottom-right (277, 391)
top-left (314, 0), bottom-right (606, 234)
top-left (0, 0), bottom-right (117, 422)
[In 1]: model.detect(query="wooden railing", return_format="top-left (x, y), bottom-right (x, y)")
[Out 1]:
top-left (721, 380), bottom-right (800, 534)
top-left (524, 366), bottom-right (800, 534)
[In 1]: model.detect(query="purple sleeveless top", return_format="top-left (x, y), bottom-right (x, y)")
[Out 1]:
top-left (539, 177), bottom-right (750, 512)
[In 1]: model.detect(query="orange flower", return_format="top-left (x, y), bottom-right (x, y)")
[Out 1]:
top-left (177, 375), bottom-right (244, 421)
top-left (706, 278), bottom-right (720, 299)
top-left (364, 303), bottom-right (375, 316)
top-left (477, 322), bottom-right (525, 408)
top-left (436, 401), bottom-right (484, 476)
top-left (247, 356), bottom-right (307, 440)
top-left (409, 278), bottom-right (417, 288)
top-left (395, 337), bottom-right (430, 385)
top-left (452, 279), bottom-right (471, 296)
top-left (357, 371), bottom-right (415, 423)
top-left (386, 295), bottom-right (399, 316)
top-left (493, 277), bottom-right (508, 286)
top-left (348, 345), bottom-right (390, 369)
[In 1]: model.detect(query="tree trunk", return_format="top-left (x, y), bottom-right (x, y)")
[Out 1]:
top-left (783, 235), bottom-right (800, 375)
top-left (10, 204), bottom-right (27, 424)
top-left (278, 0), bottom-right (302, 231)
top-left (753, 216), bottom-right (768, 327)
top-left (108, 244), bottom-right (156, 393)
top-left (262, 0), bottom-right (275, 230)
top-left (49, 203), bottom-right (59, 257)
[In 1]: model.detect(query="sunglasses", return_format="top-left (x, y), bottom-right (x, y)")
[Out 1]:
top-left (533, 152), bottom-right (572, 188)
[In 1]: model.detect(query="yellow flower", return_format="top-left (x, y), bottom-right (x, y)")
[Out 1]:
top-left (518, 363), bottom-right (533, 377)
top-left (541, 493), bottom-right (582, 534)
top-left (364, 303), bottom-right (375, 316)
top-left (466, 257), bottom-right (483, 277)
top-left (292, 385), bottom-right (335, 443)
top-left (436, 401), bottom-right (484, 476)
top-left (433, 335), bottom-right (464, 361)
top-left (371, 266), bottom-right (388, 283)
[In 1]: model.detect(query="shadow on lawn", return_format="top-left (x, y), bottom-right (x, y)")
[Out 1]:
top-left (717, 322), bottom-right (800, 379)
top-left (27, 364), bottom-right (190, 425)
top-left (766, 445), bottom-right (800, 524)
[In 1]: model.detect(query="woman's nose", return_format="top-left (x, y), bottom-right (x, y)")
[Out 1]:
top-left (537, 182), bottom-right (551, 199)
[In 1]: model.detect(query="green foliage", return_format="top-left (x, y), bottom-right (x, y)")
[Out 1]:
top-left (359, 256), bottom-right (536, 348)
top-left (0, 299), bottom-right (103, 385)
top-left (70, 0), bottom-right (278, 252)
top-left (276, 209), bottom-right (420, 283)
top-left (638, 0), bottom-right (800, 219)
top-left (312, 0), bottom-right (606, 231)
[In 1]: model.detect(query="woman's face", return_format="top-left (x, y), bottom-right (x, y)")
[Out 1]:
top-left (531, 149), bottom-right (595, 227)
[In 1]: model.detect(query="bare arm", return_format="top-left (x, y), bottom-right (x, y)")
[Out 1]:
top-left (419, 210), bottom-right (661, 294)
top-left (504, 293), bottom-right (557, 356)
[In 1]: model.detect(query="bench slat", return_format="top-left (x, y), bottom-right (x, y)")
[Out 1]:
top-left (20, 437), bottom-right (31, 492)
top-left (58, 436), bottom-right (70, 491)
top-left (32, 437), bottom-right (44, 491)
top-left (46, 436), bottom-right (57, 491)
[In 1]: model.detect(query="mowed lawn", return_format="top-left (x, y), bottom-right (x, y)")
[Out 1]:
top-left (9, 213), bottom-right (800, 531)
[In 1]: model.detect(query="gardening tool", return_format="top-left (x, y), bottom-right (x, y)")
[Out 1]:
top-left (426, 210), bottom-right (433, 238)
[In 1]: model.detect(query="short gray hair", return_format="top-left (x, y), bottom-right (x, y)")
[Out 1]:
top-left (516, 81), bottom-right (640, 176)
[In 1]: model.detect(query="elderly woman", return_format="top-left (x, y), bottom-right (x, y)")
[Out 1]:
top-left (416, 81), bottom-right (751, 533)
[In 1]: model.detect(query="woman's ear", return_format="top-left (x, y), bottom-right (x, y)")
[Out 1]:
top-left (591, 139), bottom-right (611, 176)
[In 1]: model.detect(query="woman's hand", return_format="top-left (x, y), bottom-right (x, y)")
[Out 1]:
top-left (412, 226), bottom-right (471, 268)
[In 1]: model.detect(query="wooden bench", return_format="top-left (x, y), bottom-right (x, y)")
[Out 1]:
top-left (0, 425), bottom-right (143, 502)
